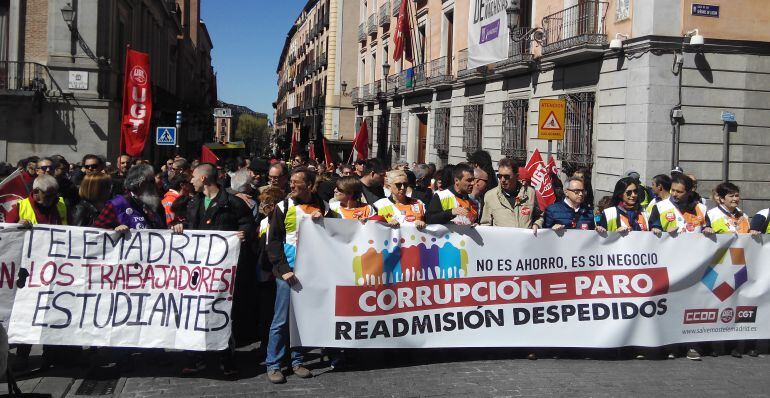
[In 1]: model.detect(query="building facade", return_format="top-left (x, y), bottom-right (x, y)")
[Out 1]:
top-left (0, 0), bottom-right (216, 165)
top-left (274, 0), bottom-right (360, 161)
top-left (352, 0), bottom-right (770, 214)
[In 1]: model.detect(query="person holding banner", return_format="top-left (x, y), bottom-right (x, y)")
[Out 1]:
top-left (480, 158), bottom-right (542, 231)
top-left (647, 173), bottom-right (708, 235)
top-left (6, 174), bottom-right (70, 371)
top-left (750, 207), bottom-right (770, 235)
top-left (329, 176), bottom-right (376, 220)
top-left (374, 170), bottom-right (427, 229)
top-left (265, 168), bottom-right (329, 383)
top-left (705, 182), bottom-right (749, 234)
top-left (70, 173), bottom-right (112, 226)
top-left (543, 177), bottom-right (595, 231)
top-left (171, 163), bottom-right (255, 376)
top-left (93, 164), bottom-right (166, 231)
top-left (596, 177), bottom-right (649, 233)
top-left (426, 163), bottom-right (479, 226)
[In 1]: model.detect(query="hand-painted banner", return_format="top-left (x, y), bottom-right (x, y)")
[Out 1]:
top-left (291, 218), bottom-right (770, 348)
top-left (3, 225), bottom-right (240, 351)
top-left (0, 224), bottom-right (23, 327)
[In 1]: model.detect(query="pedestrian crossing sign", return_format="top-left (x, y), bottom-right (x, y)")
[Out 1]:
top-left (156, 127), bottom-right (177, 146)
top-left (538, 99), bottom-right (566, 140)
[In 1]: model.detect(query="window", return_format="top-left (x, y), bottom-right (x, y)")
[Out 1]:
top-left (558, 92), bottom-right (595, 170)
top-left (433, 108), bottom-right (450, 157)
top-left (616, 0), bottom-right (631, 21)
top-left (502, 99), bottom-right (528, 162)
top-left (462, 105), bottom-right (483, 154)
top-left (0, 0), bottom-right (10, 62)
top-left (390, 112), bottom-right (402, 157)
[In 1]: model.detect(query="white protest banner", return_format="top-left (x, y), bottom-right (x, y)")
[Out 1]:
top-left (0, 224), bottom-right (24, 327)
top-left (291, 218), bottom-right (770, 348)
top-left (7, 225), bottom-right (240, 351)
top-left (468, 0), bottom-right (510, 69)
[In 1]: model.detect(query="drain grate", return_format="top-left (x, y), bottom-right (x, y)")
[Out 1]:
top-left (75, 378), bottom-right (119, 396)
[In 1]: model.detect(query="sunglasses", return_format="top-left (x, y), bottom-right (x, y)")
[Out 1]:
top-left (37, 166), bottom-right (53, 171)
top-left (393, 182), bottom-right (407, 189)
top-left (624, 190), bottom-right (638, 196)
top-left (84, 164), bottom-right (100, 170)
top-left (566, 189), bottom-right (585, 195)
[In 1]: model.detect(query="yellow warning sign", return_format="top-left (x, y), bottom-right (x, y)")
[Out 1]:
top-left (538, 99), bottom-right (566, 140)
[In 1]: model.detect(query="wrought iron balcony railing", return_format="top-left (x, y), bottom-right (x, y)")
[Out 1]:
top-left (542, 1), bottom-right (608, 54)
top-left (351, 87), bottom-right (362, 104)
top-left (379, 1), bottom-right (391, 27)
top-left (367, 13), bottom-right (377, 36)
top-left (457, 48), bottom-right (490, 81)
top-left (358, 23), bottom-right (366, 42)
top-left (392, 0), bottom-right (402, 16)
top-left (427, 56), bottom-right (454, 86)
top-left (0, 61), bottom-right (53, 94)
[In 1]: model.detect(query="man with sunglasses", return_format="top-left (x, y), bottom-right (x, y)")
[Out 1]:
top-left (35, 157), bottom-right (56, 176)
top-left (480, 158), bottom-right (542, 231)
top-left (543, 177), bottom-right (595, 230)
top-left (82, 154), bottom-right (104, 175)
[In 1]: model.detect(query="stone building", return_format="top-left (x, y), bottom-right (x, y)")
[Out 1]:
top-left (0, 0), bottom-right (216, 165)
top-left (353, 0), bottom-right (770, 213)
top-left (274, 0), bottom-right (360, 161)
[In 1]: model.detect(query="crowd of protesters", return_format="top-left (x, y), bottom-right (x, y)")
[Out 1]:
top-left (1, 149), bottom-right (770, 383)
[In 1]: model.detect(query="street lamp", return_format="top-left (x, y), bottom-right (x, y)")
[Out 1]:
top-left (340, 80), bottom-right (348, 96)
top-left (61, 3), bottom-right (75, 27)
top-left (506, 0), bottom-right (520, 31)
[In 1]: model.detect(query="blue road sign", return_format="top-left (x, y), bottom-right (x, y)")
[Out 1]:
top-left (156, 127), bottom-right (177, 145)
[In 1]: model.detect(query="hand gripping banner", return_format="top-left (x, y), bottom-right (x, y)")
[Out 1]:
top-left (291, 218), bottom-right (770, 349)
top-left (0, 224), bottom-right (240, 351)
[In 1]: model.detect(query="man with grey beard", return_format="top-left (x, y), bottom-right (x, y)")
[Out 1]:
top-left (93, 163), bottom-right (166, 230)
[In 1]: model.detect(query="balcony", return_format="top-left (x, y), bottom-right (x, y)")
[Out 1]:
top-left (385, 73), bottom-right (400, 97)
top-left (323, 12), bottom-right (330, 28)
top-left (313, 95), bottom-right (326, 107)
top-left (495, 27), bottom-right (535, 75)
top-left (367, 13), bottom-right (377, 36)
top-left (363, 81), bottom-right (381, 103)
top-left (392, 0), bottom-right (401, 16)
top-left (541, 1), bottom-right (608, 63)
top-left (398, 64), bottom-right (428, 93)
top-left (351, 87), bottom-right (363, 105)
top-left (457, 49), bottom-right (491, 84)
top-left (319, 53), bottom-right (328, 68)
top-left (379, 1), bottom-right (391, 27)
top-left (427, 56), bottom-right (454, 89)
top-left (0, 61), bottom-right (53, 96)
top-left (358, 23), bottom-right (366, 42)
top-left (287, 107), bottom-right (300, 118)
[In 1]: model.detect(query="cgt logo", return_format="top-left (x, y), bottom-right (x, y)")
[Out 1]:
top-left (684, 309), bottom-right (718, 324)
top-left (736, 306), bottom-right (758, 323)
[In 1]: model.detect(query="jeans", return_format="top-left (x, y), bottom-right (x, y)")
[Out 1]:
top-left (265, 279), bottom-right (303, 371)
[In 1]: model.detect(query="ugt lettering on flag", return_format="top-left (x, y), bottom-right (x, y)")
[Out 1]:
top-left (120, 48), bottom-right (153, 157)
top-left (524, 149), bottom-right (556, 211)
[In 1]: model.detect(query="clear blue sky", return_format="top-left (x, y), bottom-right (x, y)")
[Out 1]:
top-left (202, 0), bottom-right (307, 119)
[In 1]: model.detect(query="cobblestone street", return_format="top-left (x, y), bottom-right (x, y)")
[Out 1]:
top-left (7, 345), bottom-right (770, 397)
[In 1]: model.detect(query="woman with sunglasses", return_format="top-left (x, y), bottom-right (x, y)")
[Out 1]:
top-left (596, 177), bottom-right (648, 233)
top-left (374, 170), bottom-right (426, 229)
top-left (329, 176), bottom-right (376, 220)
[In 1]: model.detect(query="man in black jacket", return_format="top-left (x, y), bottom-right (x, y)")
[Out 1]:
top-left (171, 163), bottom-right (255, 377)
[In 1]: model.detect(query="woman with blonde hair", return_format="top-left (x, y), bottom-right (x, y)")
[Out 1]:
top-left (373, 170), bottom-right (426, 229)
top-left (71, 173), bottom-right (112, 226)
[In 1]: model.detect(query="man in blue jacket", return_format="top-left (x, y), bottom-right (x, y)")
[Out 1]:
top-left (543, 176), bottom-right (595, 230)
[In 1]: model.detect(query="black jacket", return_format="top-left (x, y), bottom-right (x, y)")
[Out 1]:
top-left (70, 199), bottom-right (101, 227)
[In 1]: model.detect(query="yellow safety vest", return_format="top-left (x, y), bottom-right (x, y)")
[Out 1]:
top-left (17, 197), bottom-right (67, 225)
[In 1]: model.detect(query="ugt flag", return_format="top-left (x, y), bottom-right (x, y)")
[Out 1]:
top-left (524, 149), bottom-right (556, 211)
top-left (120, 48), bottom-right (152, 157)
top-left (0, 168), bottom-right (31, 223)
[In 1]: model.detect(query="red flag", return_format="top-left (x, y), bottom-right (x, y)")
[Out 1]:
top-left (393, 0), bottom-right (413, 63)
top-left (547, 155), bottom-right (559, 176)
top-left (322, 136), bottom-right (333, 166)
top-left (0, 168), bottom-right (30, 223)
top-left (524, 149), bottom-right (556, 211)
top-left (309, 140), bottom-right (316, 162)
top-left (353, 120), bottom-right (369, 160)
top-left (201, 145), bottom-right (219, 164)
top-left (120, 48), bottom-right (153, 157)
top-left (289, 128), bottom-right (299, 157)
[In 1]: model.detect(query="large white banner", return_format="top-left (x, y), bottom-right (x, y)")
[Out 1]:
top-left (3, 225), bottom-right (240, 351)
top-left (468, 0), bottom-right (510, 69)
top-left (292, 218), bottom-right (770, 348)
top-left (0, 224), bottom-right (23, 328)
